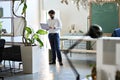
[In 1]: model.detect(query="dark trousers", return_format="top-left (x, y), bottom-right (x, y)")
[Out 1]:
top-left (48, 33), bottom-right (62, 63)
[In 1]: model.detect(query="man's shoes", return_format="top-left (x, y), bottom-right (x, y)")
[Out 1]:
top-left (49, 62), bottom-right (63, 66)
top-left (49, 62), bottom-right (56, 65)
top-left (59, 62), bottom-right (63, 66)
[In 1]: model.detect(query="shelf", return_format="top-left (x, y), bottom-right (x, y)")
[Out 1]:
top-left (5, 42), bottom-right (23, 45)
top-left (0, 0), bottom-right (20, 1)
top-left (0, 17), bottom-right (14, 19)
top-left (1, 33), bottom-right (13, 36)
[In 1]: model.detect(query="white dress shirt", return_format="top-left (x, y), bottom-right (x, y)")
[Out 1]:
top-left (47, 18), bottom-right (62, 34)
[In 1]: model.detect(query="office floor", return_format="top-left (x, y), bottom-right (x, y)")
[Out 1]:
top-left (0, 52), bottom-right (96, 80)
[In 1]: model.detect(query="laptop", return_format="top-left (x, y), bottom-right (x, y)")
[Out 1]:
top-left (40, 23), bottom-right (49, 30)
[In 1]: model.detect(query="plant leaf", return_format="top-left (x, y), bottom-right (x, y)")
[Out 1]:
top-left (26, 38), bottom-right (32, 44)
top-left (26, 37), bottom-right (35, 45)
top-left (36, 38), bottom-right (44, 47)
top-left (33, 34), bottom-right (39, 39)
top-left (22, 3), bottom-right (27, 15)
top-left (25, 27), bottom-right (32, 39)
top-left (86, 75), bottom-right (91, 79)
top-left (36, 29), bottom-right (47, 35)
top-left (89, 64), bottom-right (96, 67)
top-left (33, 34), bottom-right (43, 47)
top-left (25, 27), bottom-right (32, 34)
top-left (30, 38), bottom-right (35, 44)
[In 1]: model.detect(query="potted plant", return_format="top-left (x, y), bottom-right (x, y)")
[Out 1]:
top-left (11, 0), bottom-right (47, 73)
top-left (86, 64), bottom-right (96, 80)
top-left (21, 27), bottom-right (47, 74)
top-left (24, 27), bottom-right (47, 46)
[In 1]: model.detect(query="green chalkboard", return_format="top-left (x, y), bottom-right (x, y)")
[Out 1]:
top-left (91, 3), bottom-right (119, 33)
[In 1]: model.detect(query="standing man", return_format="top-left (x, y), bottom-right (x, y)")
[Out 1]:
top-left (47, 10), bottom-right (63, 66)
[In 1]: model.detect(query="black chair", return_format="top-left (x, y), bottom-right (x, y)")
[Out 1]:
top-left (3, 45), bottom-right (22, 73)
top-left (0, 39), bottom-right (5, 63)
top-left (2, 46), bottom-right (13, 73)
top-left (0, 39), bottom-right (5, 80)
top-left (10, 45), bottom-right (22, 73)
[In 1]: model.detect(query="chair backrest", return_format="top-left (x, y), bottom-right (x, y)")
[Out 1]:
top-left (12, 45), bottom-right (21, 54)
top-left (0, 39), bottom-right (5, 48)
top-left (0, 39), bottom-right (5, 63)
top-left (2, 45), bottom-right (22, 61)
top-left (11, 45), bottom-right (22, 61)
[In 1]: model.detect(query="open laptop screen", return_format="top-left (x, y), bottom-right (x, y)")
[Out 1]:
top-left (40, 23), bottom-right (49, 30)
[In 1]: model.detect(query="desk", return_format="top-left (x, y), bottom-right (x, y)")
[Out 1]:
top-left (96, 37), bottom-right (120, 80)
top-left (5, 45), bottom-right (12, 48)
top-left (60, 36), bottom-right (97, 41)
top-left (60, 36), bottom-right (97, 53)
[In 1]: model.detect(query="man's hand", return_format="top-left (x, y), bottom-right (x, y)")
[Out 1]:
top-left (49, 27), bottom-right (53, 29)
top-left (49, 27), bottom-right (56, 29)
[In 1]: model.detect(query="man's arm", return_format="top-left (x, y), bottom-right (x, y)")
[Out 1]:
top-left (54, 19), bottom-right (62, 30)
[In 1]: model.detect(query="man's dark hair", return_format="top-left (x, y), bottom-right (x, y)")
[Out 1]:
top-left (48, 10), bottom-right (55, 14)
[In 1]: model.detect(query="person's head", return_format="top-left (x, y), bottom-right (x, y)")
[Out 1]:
top-left (48, 10), bottom-right (55, 19)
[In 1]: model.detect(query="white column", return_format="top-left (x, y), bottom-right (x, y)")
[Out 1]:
top-left (26, 0), bottom-right (40, 31)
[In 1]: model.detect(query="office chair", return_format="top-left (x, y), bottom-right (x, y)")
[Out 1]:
top-left (0, 39), bottom-right (5, 80)
top-left (3, 45), bottom-right (22, 73)
top-left (0, 39), bottom-right (5, 63)
top-left (10, 45), bottom-right (22, 73)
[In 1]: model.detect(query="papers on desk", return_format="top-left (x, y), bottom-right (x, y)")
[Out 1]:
top-left (40, 23), bottom-right (49, 30)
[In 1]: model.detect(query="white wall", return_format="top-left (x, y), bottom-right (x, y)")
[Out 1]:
top-left (42, 0), bottom-right (89, 35)
top-left (26, 0), bottom-right (40, 31)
